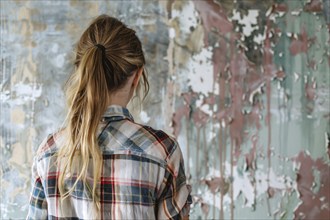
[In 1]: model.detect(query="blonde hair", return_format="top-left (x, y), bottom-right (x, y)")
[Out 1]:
top-left (57, 14), bottom-right (149, 212)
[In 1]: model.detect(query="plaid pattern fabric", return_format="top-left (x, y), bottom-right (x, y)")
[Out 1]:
top-left (27, 105), bottom-right (192, 220)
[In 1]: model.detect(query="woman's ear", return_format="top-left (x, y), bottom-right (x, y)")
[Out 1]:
top-left (132, 67), bottom-right (143, 89)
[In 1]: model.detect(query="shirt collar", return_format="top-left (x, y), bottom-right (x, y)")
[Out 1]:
top-left (102, 105), bottom-right (134, 122)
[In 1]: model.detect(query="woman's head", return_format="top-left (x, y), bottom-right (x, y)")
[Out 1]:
top-left (58, 15), bottom-right (149, 212)
top-left (70, 14), bottom-right (149, 106)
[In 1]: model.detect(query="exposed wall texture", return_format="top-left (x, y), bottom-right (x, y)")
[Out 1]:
top-left (1, 0), bottom-right (329, 219)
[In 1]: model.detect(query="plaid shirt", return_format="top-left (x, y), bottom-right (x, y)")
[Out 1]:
top-left (27, 105), bottom-right (192, 219)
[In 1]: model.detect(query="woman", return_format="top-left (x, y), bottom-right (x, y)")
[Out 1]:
top-left (27, 15), bottom-right (191, 219)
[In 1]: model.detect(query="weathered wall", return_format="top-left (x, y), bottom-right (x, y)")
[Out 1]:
top-left (1, 0), bottom-right (329, 219)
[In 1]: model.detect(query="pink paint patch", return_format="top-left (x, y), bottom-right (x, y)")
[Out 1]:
top-left (193, 0), bottom-right (233, 45)
top-left (213, 45), bottom-right (228, 79)
top-left (289, 27), bottom-right (309, 55)
top-left (201, 203), bottom-right (210, 216)
top-left (274, 3), bottom-right (288, 12)
top-left (192, 108), bottom-right (210, 128)
top-left (326, 132), bottom-right (330, 159)
top-left (202, 96), bottom-right (216, 106)
top-left (245, 134), bottom-right (258, 171)
top-left (305, 80), bottom-right (317, 101)
top-left (201, 177), bottom-right (229, 194)
top-left (275, 70), bottom-right (286, 81)
top-left (172, 92), bottom-right (198, 137)
top-left (172, 105), bottom-right (190, 137)
top-left (304, 0), bottom-right (323, 12)
top-left (293, 151), bottom-right (330, 220)
top-left (267, 187), bottom-right (276, 198)
top-left (307, 59), bottom-right (317, 70)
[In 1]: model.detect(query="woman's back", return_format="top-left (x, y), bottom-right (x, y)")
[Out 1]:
top-left (28, 105), bottom-right (191, 219)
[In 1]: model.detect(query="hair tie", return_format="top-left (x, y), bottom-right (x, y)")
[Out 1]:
top-left (94, 44), bottom-right (106, 55)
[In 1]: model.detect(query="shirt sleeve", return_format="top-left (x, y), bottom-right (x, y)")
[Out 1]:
top-left (156, 141), bottom-right (192, 220)
top-left (26, 155), bottom-right (48, 219)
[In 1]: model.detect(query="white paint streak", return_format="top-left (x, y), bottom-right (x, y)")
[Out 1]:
top-left (169, 28), bottom-right (176, 39)
top-left (172, 1), bottom-right (198, 34)
top-left (231, 9), bottom-right (259, 37)
top-left (54, 54), bottom-right (65, 68)
top-left (14, 82), bottom-right (42, 100)
top-left (254, 33), bottom-right (266, 44)
top-left (51, 43), bottom-right (59, 53)
top-left (139, 110), bottom-right (150, 123)
top-left (203, 164), bottom-right (294, 209)
top-left (186, 47), bottom-right (214, 95)
top-left (196, 98), bottom-right (212, 116)
top-left (1, 82), bottom-right (42, 105)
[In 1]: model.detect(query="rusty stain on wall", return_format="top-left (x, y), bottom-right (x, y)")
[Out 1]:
top-left (1, 0), bottom-right (329, 219)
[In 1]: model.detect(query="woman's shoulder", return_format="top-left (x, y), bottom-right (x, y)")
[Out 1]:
top-left (126, 120), bottom-right (181, 161)
top-left (34, 129), bottom-right (65, 161)
top-left (143, 125), bottom-right (178, 151)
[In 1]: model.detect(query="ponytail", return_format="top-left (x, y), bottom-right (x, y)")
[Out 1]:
top-left (58, 45), bottom-right (109, 210)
